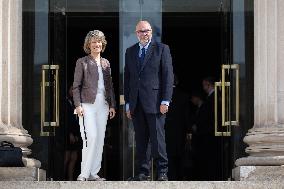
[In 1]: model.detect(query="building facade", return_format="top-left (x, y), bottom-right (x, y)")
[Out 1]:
top-left (0, 0), bottom-right (283, 181)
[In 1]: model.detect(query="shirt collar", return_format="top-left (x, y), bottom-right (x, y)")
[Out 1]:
top-left (139, 39), bottom-right (151, 50)
top-left (208, 88), bottom-right (215, 97)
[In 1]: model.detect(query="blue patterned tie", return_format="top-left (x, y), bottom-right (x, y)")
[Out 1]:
top-left (140, 47), bottom-right (146, 63)
top-left (139, 47), bottom-right (146, 71)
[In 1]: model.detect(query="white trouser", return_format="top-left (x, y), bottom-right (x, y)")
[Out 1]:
top-left (78, 93), bottom-right (109, 178)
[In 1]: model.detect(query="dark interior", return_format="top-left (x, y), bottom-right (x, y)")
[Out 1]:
top-left (162, 12), bottom-right (222, 93)
top-left (63, 12), bottom-right (224, 180)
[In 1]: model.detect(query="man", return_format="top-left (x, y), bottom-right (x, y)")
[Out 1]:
top-left (190, 90), bottom-right (208, 180)
top-left (165, 76), bottom-right (190, 180)
top-left (201, 77), bottom-right (215, 136)
top-left (202, 77), bottom-right (215, 112)
top-left (198, 77), bottom-right (223, 180)
top-left (190, 91), bottom-right (204, 136)
top-left (124, 20), bottom-right (174, 181)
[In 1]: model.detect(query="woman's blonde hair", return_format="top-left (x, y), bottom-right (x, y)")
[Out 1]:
top-left (83, 30), bottom-right (107, 54)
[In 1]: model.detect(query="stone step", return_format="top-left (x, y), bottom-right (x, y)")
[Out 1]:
top-left (0, 167), bottom-right (46, 181)
top-left (0, 181), bottom-right (283, 189)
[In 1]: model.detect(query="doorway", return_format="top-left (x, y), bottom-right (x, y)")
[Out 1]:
top-left (22, 0), bottom-right (121, 180)
top-left (22, 0), bottom-right (253, 181)
top-left (162, 12), bottom-right (225, 181)
top-left (161, 0), bottom-right (254, 181)
top-left (64, 12), bottom-right (120, 180)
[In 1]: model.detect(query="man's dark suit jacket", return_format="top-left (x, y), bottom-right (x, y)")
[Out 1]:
top-left (124, 41), bottom-right (174, 114)
top-left (195, 92), bottom-right (215, 136)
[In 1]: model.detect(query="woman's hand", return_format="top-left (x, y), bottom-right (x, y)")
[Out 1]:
top-left (75, 106), bottom-right (84, 117)
top-left (109, 108), bottom-right (116, 119)
top-left (69, 133), bottom-right (76, 144)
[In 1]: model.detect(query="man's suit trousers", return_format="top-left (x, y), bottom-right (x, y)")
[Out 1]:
top-left (132, 98), bottom-right (168, 176)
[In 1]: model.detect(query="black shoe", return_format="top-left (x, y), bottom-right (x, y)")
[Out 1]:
top-left (157, 173), bottom-right (168, 181)
top-left (128, 174), bottom-right (151, 181)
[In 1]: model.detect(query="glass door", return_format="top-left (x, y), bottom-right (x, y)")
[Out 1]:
top-left (214, 0), bottom-right (254, 180)
top-left (40, 0), bottom-right (66, 180)
top-left (119, 0), bottom-right (162, 180)
top-left (55, 0), bottom-right (121, 181)
top-left (47, 0), bottom-right (67, 180)
top-left (213, 0), bottom-right (233, 180)
top-left (119, 0), bottom-right (254, 181)
top-left (23, 0), bottom-right (66, 180)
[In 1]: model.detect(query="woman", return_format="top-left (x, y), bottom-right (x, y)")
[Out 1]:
top-left (73, 30), bottom-right (116, 181)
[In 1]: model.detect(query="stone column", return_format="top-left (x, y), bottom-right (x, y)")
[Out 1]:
top-left (236, 0), bottom-right (284, 166)
top-left (0, 0), bottom-right (40, 168)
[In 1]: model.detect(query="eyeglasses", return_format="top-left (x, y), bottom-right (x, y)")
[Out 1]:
top-left (136, 29), bottom-right (152, 34)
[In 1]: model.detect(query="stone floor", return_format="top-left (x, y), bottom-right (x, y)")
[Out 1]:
top-left (0, 181), bottom-right (284, 189)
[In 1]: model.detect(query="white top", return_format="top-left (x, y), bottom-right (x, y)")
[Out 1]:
top-left (208, 88), bottom-right (215, 97)
top-left (97, 63), bottom-right (105, 95)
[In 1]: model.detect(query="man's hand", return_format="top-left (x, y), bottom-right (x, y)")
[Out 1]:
top-left (109, 108), bottom-right (116, 119)
top-left (160, 104), bottom-right (169, 114)
top-left (126, 110), bottom-right (132, 120)
top-left (75, 106), bottom-right (84, 117)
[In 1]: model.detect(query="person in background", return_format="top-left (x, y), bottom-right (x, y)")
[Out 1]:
top-left (165, 76), bottom-right (190, 180)
top-left (190, 77), bottom-right (222, 180)
top-left (190, 90), bottom-right (206, 180)
top-left (64, 86), bottom-right (82, 181)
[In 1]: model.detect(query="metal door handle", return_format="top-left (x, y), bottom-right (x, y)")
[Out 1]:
top-left (230, 64), bottom-right (239, 126)
top-left (215, 81), bottom-right (231, 136)
top-left (40, 65), bottom-right (59, 136)
top-left (120, 95), bottom-right (125, 106)
top-left (214, 64), bottom-right (240, 137)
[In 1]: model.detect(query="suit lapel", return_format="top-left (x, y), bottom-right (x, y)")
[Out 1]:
top-left (141, 41), bottom-right (155, 72)
top-left (86, 56), bottom-right (99, 80)
top-left (131, 43), bottom-right (140, 74)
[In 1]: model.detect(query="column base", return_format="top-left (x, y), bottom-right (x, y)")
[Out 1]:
top-left (22, 157), bottom-right (41, 168)
top-left (0, 124), bottom-right (33, 155)
top-left (0, 124), bottom-right (41, 168)
top-left (233, 166), bottom-right (284, 181)
top-left (242, 126), bottom-right (284, 157)
top-left (234, 127), bottom-right (284, 180)
top-left (236, 156), bottom-right (284, 166)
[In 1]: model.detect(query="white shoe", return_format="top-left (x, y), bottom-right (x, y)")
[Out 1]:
top-left (77, 176), bottom-right (87, 181)
top-left (88, 175), bottom-right (106, 181)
